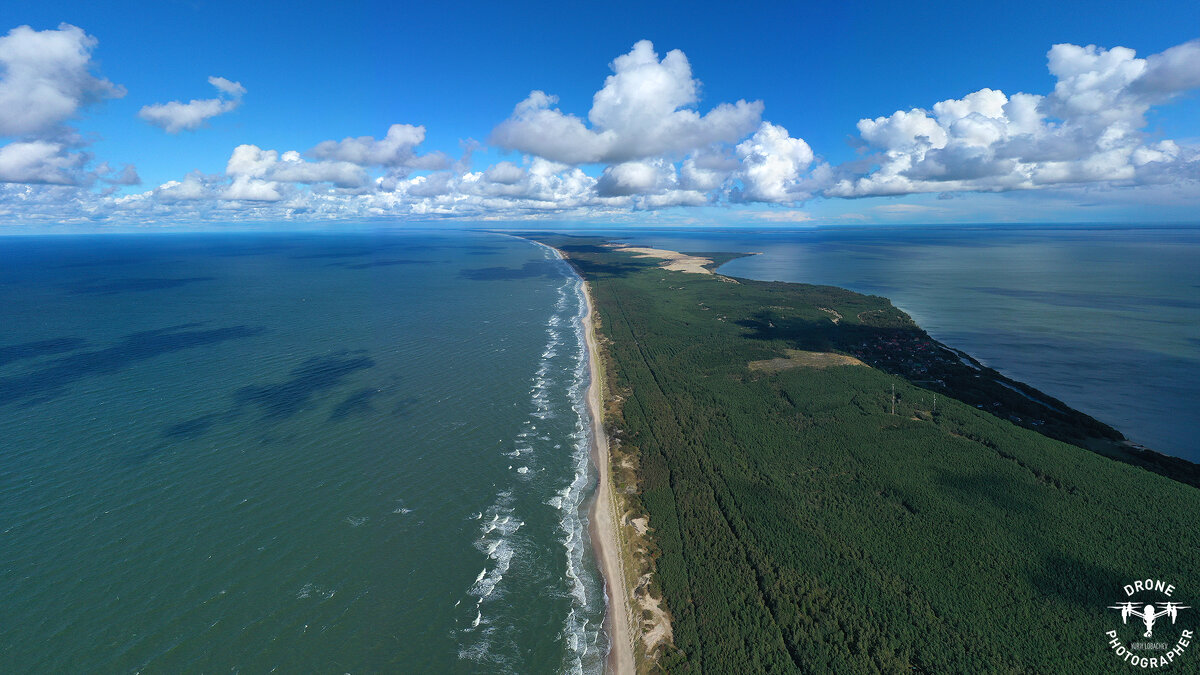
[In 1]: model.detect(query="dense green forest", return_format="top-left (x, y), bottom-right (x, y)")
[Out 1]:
top-left (529, 234), bottom-right (1200, 673)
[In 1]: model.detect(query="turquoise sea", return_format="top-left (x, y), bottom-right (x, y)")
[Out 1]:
top-left (0, 231), bottom-right (607, 672)
top-left (599, 225), bottom-right (1200, 461)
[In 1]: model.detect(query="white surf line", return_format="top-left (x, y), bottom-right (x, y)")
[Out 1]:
top-left (514, 235), bottom-right (609, 673)
top-left (484, 233), bottom-right (614, 673)
top-left (461, 237), bottom-right (588, 669)
top-left (526, 236), bottom-right (633, 674)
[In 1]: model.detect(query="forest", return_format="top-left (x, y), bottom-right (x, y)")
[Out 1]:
top-left (528, 234), bottom-right (1200, 673)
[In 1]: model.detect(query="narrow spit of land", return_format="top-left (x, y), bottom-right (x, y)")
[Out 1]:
top-left (527, 233), bottom-right (1200, 673)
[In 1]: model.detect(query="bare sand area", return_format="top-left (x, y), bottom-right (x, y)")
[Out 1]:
top-left (610, 246), bottom-right (715, 275)
top-left (749, 349), bottom-right (867, 373)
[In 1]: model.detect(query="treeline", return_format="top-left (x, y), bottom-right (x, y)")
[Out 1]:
top-left (530, 235), bottom-right (1200, 673)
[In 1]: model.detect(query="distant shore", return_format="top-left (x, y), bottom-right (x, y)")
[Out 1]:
top-left (581, 278), bottom-right (637, 674)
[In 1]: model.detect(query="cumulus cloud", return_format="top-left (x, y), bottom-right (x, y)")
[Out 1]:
top-left (734, 122), bottom-right (814, 202)
top-left (680, 150), bottom-right (737, 192)
top-left (827, 39), bottom-right (1200, 198)
top-left (139, 76), bottom-right (246, 133)
top-left (637, 189), bottom-right (710, 209)
top-left (224, 143), bottom-right (369, 196)
top-left (154, 171), bottom-right (214, 202)
top-left (0, 24), bottom-right (124, 136)
top-left (0, 140), bottom-right (90, 184)
top-left (0, 24), bottom-right (132, 187)
top-left (595, 160), bottom-right (676, 197)
top-left (491, 40), bottom-right (762, 164)
top-left (309, 123), bottom-right (449, 171)
top-left (223, 175), bottom-right (282, 202)
top-left (483, 161), bottom-right (524, 185)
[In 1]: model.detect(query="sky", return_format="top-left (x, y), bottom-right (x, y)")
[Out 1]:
top-left (1, 0), bottom-right (1198, 231)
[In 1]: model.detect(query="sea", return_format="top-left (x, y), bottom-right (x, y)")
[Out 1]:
top-left (0, 231), bottom-right (607, 673)
top-left (595, 224), bottom-right (1200, 461)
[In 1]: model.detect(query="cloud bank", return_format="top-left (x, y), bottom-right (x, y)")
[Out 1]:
top-left (828, 39), bottom-right (1200, 197)
top-left (2, 35), bottom-right (1199, 224)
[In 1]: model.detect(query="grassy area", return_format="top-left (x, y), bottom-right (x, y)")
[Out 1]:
top-left (528, 234), bottom-right (1200, 673)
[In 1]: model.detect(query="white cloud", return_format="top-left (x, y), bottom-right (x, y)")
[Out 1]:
top-left (225, 144), bottom-right (368, 189)
top-left (482, 161), bottom-right (525, 185)
top-left (490, 40), bottom-right (762, 164)
top-left (827, 39), bottom-right (1200, 198)
top-left (154, 171), bottom-right (214, 202)
top-left (223, 175), bottom-right (281, 202)
top-left (0, 24), bottom-right (124, 137)
top-left (734, 122), bottom-right (814, 202)
top-left (139, 76), bottom-right (245, 133)
top-left (637, 189), bottom-right (710, 209)
top-left (680, 151), bottom-right (735, 191)
top-left (309, 123), bottom-right (448, 171)
top-left (1134, 40), bottom-right (1200, 96)
top-left (595, 160), bottom-right (675, 197)
top-left (208, 76), bottom-right (246, 98)
top-left (0, 140), bottom-right (89, 184)
top-left (0, 24), bottom-right (131, 188)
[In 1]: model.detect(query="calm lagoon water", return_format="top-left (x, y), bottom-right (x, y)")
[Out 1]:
top-left (0, 231), bottom-right (606, 673)
top-left (597, 225), bottom-right (1200, 461)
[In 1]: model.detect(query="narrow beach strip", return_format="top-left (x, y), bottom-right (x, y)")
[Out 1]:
top-left (580, 278), bottom-right (637, 675)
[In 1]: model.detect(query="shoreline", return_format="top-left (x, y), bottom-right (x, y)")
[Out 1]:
top-left (581, 278), bottom-right (637, 675)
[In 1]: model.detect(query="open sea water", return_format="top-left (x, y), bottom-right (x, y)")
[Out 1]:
top-left (0, 231), bottom-right (607, 673)
top-left (600, 225), bottom-right (1200, 461)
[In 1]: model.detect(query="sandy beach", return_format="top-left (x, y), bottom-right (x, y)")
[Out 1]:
top-left (582, 281), bottom-right (637, 675)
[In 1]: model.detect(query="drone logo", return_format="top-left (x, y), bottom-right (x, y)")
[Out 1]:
top-left (1105, 579), bottom-right (1193, 669)
top-left (1109, 601), bottom-right (1189, 638)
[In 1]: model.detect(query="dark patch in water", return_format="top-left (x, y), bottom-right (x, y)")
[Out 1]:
top-left (292, 250), bottom-right (376, 260)
top-left (290, 240), bottom-right (421, 260)
top-left (392, 397), bottom-right (418, 416)
top-left (0, 324), bottom-right (267, 407)
top-left (162, 413), bottom-right (225, 439)
top-left (332, 259), bottom-right (437, 270)
top-left (156, 351), bottom-right (377, 441)
top-left (235, 351), bottom-right (375, 420)
top-left (0, 337), bottom-right (88, 367)
top-left (209, 244), bottom-right (296, 257)
top-left (56, 258), bottom-right (141, 268)
top-left (329, 387), bottom-right (381, 421)
top-left (459, 260), bottom-right (560, 281)
top-left (65, 277), bottom-right (216, 295)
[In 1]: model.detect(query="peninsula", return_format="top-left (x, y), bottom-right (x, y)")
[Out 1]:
top-left (527, 233), bottom-right (1200, 673)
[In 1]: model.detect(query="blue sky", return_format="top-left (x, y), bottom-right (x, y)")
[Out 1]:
top-left (1, 0), bottom-right (1198, 229)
